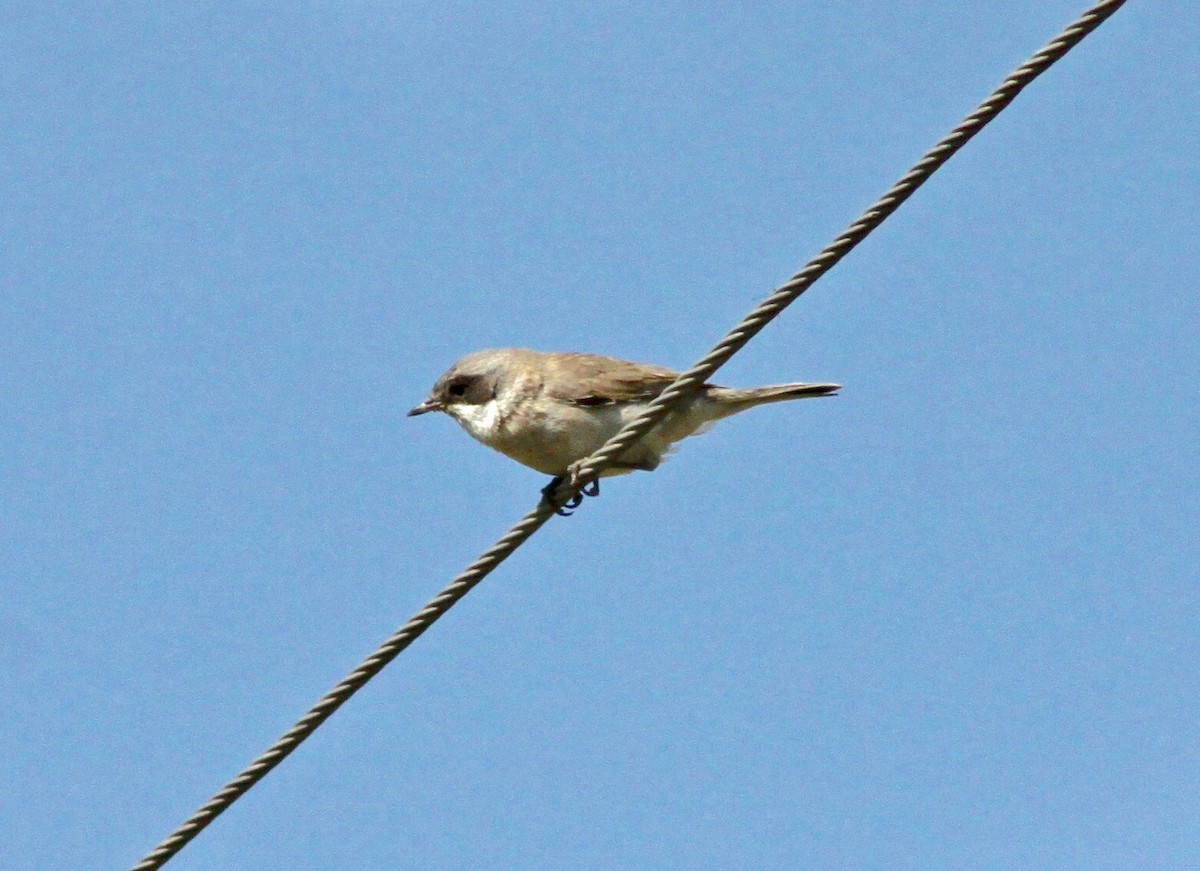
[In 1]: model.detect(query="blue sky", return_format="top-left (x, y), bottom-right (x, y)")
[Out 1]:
top-left (3, 2), bottom-right (1197, 869)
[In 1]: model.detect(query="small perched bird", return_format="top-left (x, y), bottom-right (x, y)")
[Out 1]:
top-left (409, 348), bottom-right (839, 509)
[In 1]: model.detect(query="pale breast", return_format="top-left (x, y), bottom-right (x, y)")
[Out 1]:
top-left (452, 395), bottom-right (631, 475)
top-left (448, 392), bottom-right (718, 478)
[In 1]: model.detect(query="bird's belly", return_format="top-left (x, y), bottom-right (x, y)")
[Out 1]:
top-left (453, 398), bottom-right (713, 477)
top-left (491, 403), bottom-right (623, 476)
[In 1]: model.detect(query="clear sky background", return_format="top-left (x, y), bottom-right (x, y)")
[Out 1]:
top-left (3, 3), bottom-right (1197, 869)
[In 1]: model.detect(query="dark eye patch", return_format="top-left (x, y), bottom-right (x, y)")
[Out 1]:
top-left (447, 379), bottom-right (468, 398)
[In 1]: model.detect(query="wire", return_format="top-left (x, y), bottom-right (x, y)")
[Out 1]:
top-left (131, 2), bottom-right (1127, 867)
top-left (560, 0), bottom-right (1130, 494)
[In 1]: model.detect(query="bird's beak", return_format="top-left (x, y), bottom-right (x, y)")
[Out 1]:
top-left (407, 398), bottom-right (442, 417)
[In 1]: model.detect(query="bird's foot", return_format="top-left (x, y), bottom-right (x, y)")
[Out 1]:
top-left (540, 476), bottom-right (579, 515)
top-left (570, 461), bottom-right (601, 501)
top-left (541, 467), bottom-right (601, 516)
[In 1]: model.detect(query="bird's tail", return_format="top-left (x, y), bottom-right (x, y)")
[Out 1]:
top-left (722, 381), bottom-right (841, 402)
top-left (753, 382), bottom-right (841, 401)
top-left (706, 382), bottom-right (841, 415)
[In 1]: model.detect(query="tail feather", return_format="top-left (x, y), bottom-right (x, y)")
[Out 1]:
top-left (702, 382), bottom-right (840, 417)
top-left (723, 381), bottom-right (839, 402)
top-left (753, 382), bottom-right (841, 401)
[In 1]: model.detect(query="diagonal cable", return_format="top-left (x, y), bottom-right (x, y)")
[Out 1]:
top-left (131, 2), bottom-right (1127, 868)
top-left (559, 0), bottom-right (1129, 498)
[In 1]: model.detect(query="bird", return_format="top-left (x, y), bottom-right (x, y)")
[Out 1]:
top-left (408, 348), bottom-right (839, 512)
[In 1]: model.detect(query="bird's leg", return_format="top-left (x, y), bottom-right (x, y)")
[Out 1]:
top-left (540, 464), bottom-right (603, 517)
top-left (546, 456), bottom-right (662, 514)
top-left (541, 475), bottom-right (586, 516)
top-left (568, 460), bottom-right (601, 499)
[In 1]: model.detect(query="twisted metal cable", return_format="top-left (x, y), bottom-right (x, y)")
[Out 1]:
top-left (132, 2), bottom-right (1126, 867)
top-left (560, 0), bottom-right (1128, 496)
top-left (131, 505), bottom-right (558, 870)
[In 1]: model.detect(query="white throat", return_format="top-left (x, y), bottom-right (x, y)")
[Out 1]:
top-left (447, 397), bottom-right (505, 445)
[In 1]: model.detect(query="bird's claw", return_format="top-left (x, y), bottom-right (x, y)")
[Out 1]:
top-left (540, 476), bottom-right (577, 516)
top-left (541, 470), bottom-right (601, 516)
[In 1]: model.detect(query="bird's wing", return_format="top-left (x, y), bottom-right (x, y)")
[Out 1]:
top-left (542, 353), bottom-right (683, 406)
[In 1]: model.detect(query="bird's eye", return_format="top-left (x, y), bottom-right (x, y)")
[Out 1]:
top-left (448, 380), bottom-right (467, 398)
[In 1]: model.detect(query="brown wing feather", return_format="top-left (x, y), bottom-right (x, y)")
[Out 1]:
top-left (541, 352), bottom-right (684, 406)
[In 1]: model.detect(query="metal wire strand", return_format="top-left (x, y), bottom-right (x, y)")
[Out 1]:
top-left (132, 2), bottom-right (1126, 868)
top-left (129, 503), bottom-right (558, 871)
top-left (560, 0), bottom-right (1129, 495)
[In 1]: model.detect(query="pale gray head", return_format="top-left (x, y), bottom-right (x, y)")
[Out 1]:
top-left (407, 349), bottom-right (516, 418)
